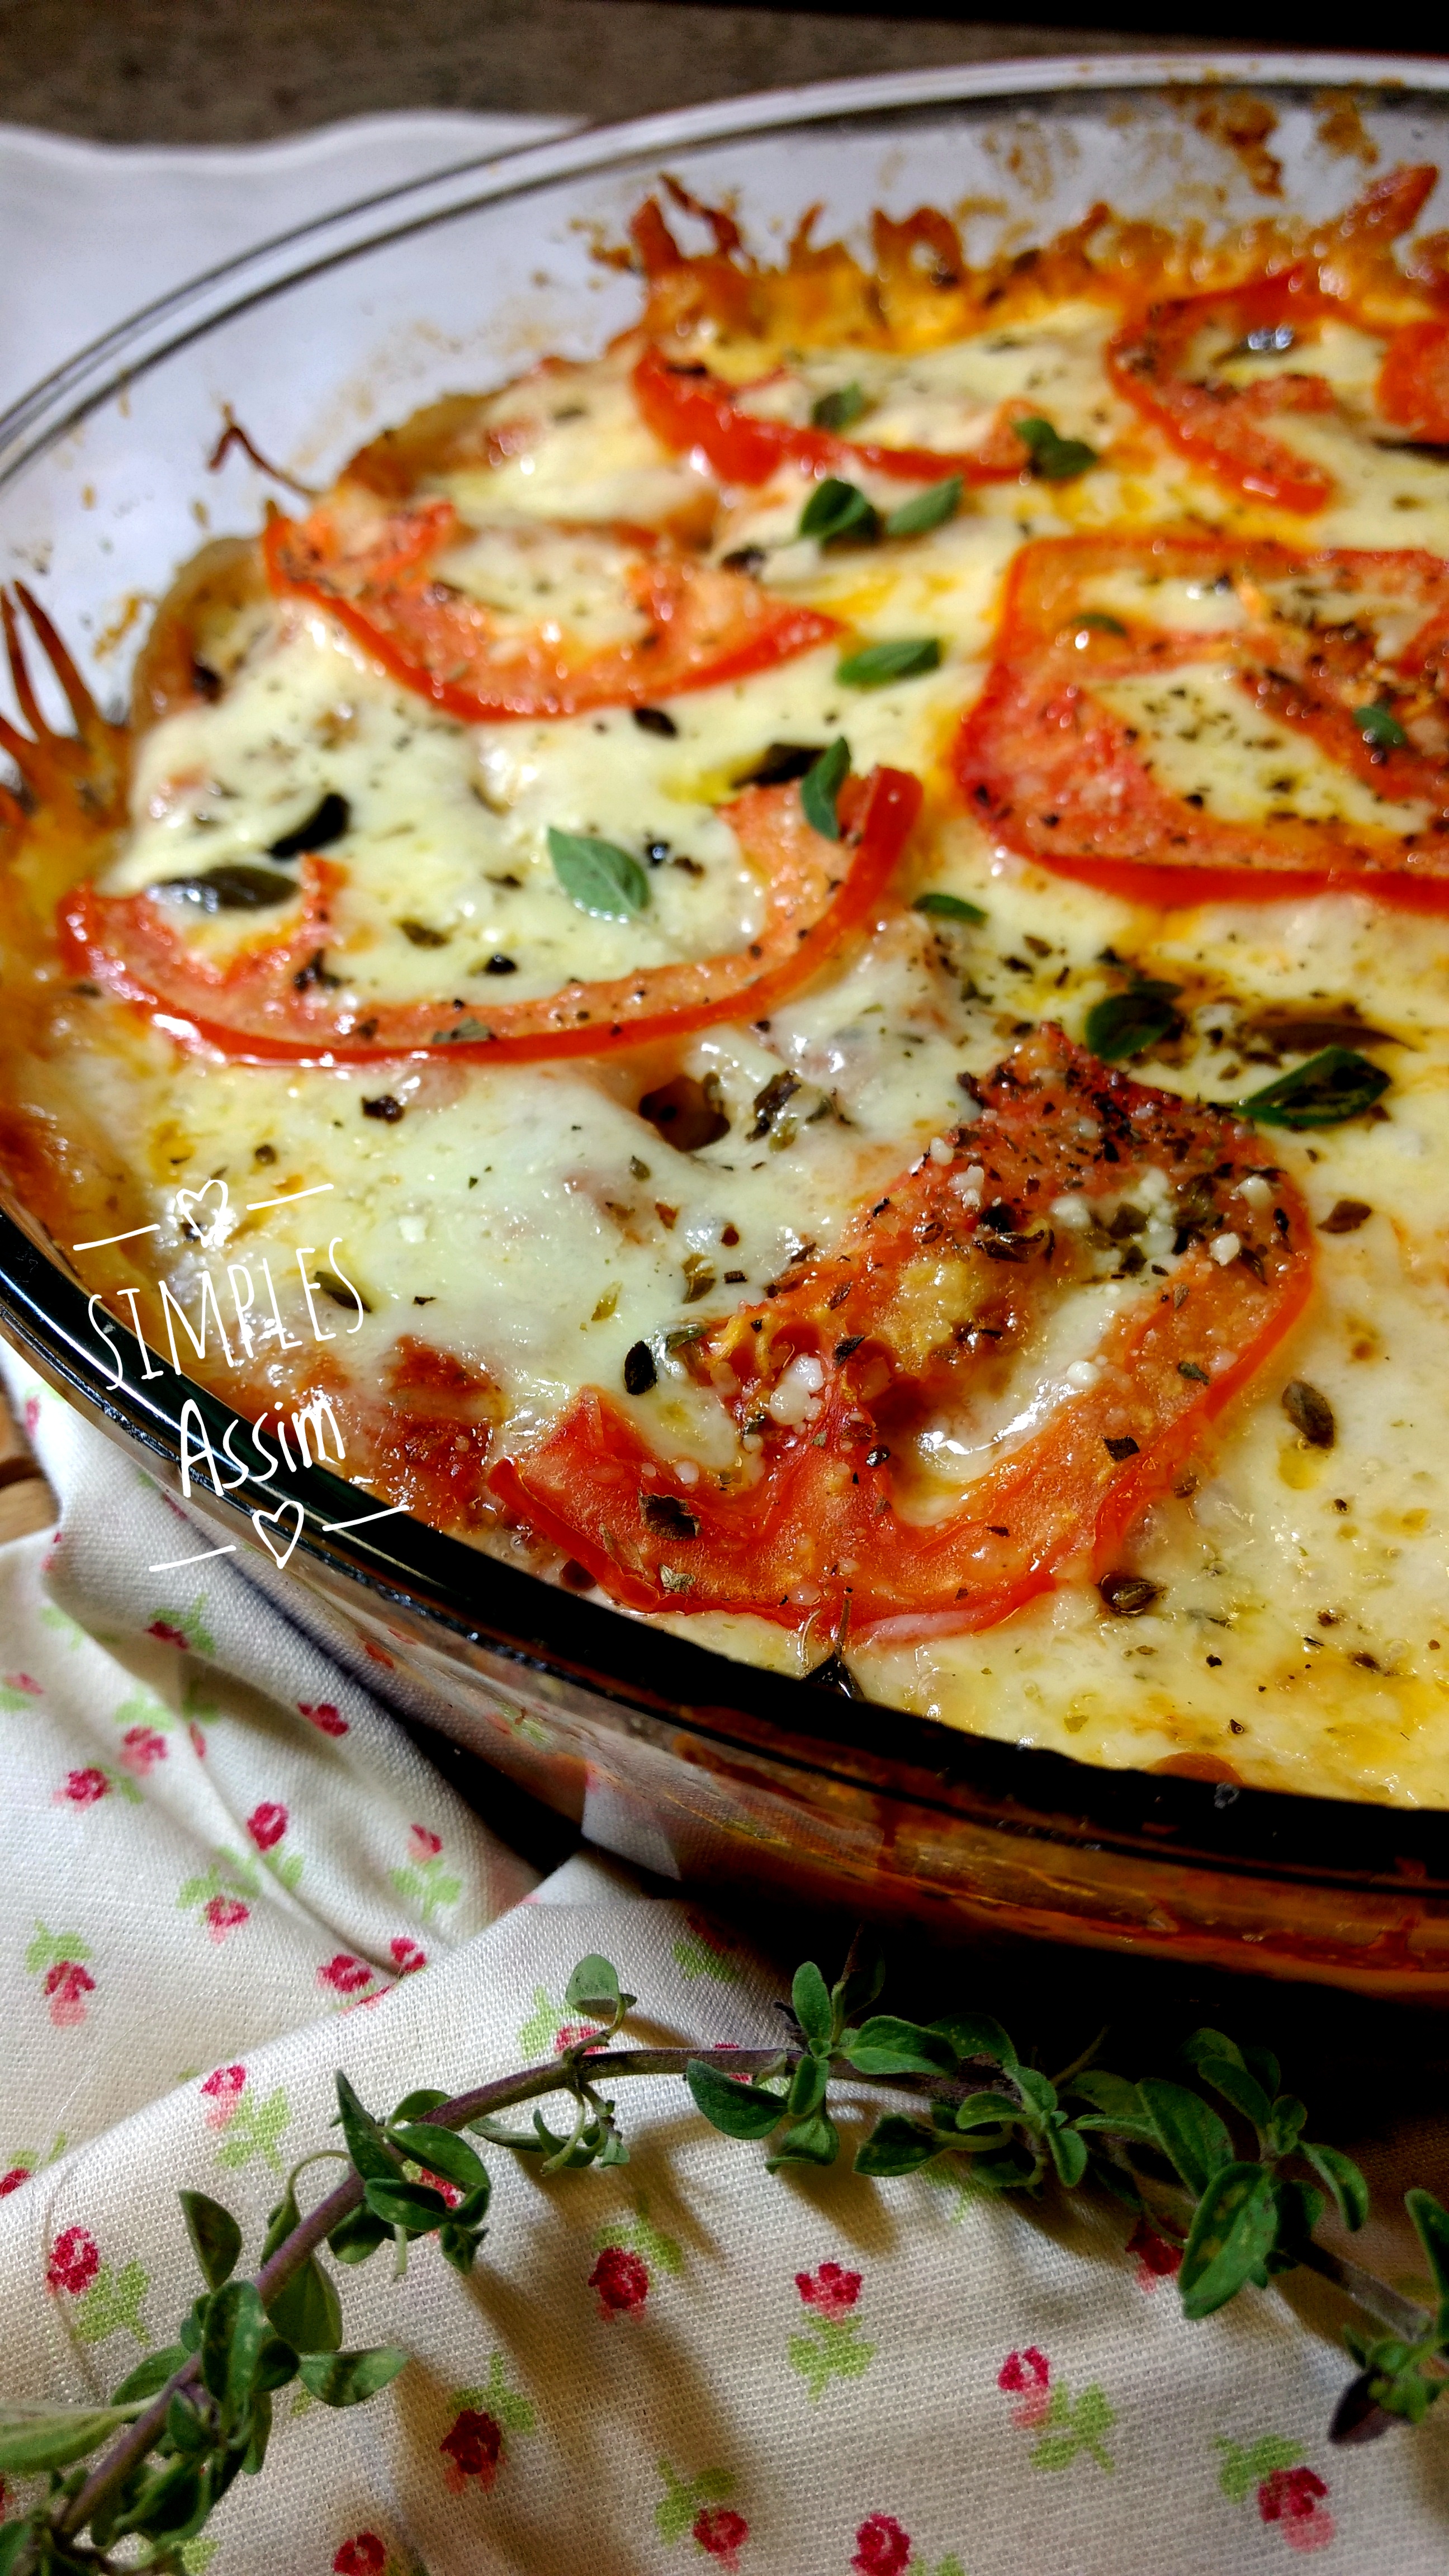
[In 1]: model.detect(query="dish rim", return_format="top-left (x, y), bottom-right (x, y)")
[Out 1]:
top-left (3, 47), bottom-right (1449, 1886)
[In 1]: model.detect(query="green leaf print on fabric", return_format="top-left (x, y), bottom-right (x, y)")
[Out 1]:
top-left (788, 2266), bottom-right (875, 2402)
top-left (591, 2195), bottom-right (684, 2276)
top-left (0, 1679), bottom-right (42, 1713)
top-left (177, 1857), bottom-right (258, 1945)
top-left (25, 1923), bottom-right (91, 1976)
top-left (518, 1988), bottom-right (569, 2056)
top-left (655, 2460), bottom-right (735, 2546)
top-left (214, 2085), bottom-right (292, 2175)
top-left (1029, 2383), bottom-right (1116, 2474)
top-left (178, 2540), bottom-right (219, 2573)
top-left (39, 1604), bottom-right (85, 1650)
top-left (671, 1912), bottom-right (744, 1985)
top-left (1215, 2433), bottom-right (1336, 2549)
top-left (71, 2260), bottom-right (150, 2350)
top-left (389, 1828), bottom-right (461, 1926)
top-left (146, 1596), bottom-right (217, 1655)
top-left (1216, 2435), bottom-right (1305, 2504)
top-left (453, 2354), bottom-right (537, 2438)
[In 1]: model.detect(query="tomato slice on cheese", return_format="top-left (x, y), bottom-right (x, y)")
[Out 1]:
top-left (633, 345), bottom-right (1029, 490)
top-left (490, 1027), bottom-right (1314, 1639)
top-left (1108, 272), bottom-right (1339, 513)
top-left (1378, 319), bottom-right (1449, 446)
top-left (62, 766), bottom-right (921, 1066)
top-left (954, 534), bottom-right (1449, 911)
top-left (264, 495), bottom-right (837, 721)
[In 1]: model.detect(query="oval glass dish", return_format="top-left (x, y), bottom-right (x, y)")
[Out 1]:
top-left (4, 50), bottom-right (1449, 1996)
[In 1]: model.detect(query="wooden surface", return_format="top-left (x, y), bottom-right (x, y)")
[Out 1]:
top-left (0, 1381), bottom-right (57, 1543)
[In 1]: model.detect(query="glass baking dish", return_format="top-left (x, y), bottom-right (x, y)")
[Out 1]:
top-left (4, 48), bottom-right (1449, 1994)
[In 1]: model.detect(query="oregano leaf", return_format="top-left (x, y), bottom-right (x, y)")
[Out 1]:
top-left (913, 889), bottom-right (986, 925)
top-left (799, 477), bottom-right (878, 544)
top-left (1139, 2078), bottom-right (1233, 2198)
top-left (547, 831), bottom-right (649, 921)
top-left (686, 2058), bottom-right (785, 2139)
top-left (334, 2071), bottom-right (397, 2186)
top-left (264, 2255), bottom-right (342, 2355)
top-left (1236, 1046), bottom-right (1389, 1130)
top-left (801, 737), bottom-right (850, 841)
top-left (854, 2114), bottom-right (944, 2177)
top-left (836, 636), bottom-right (942, 687)
top-left (929, 2010), bottom-right (1018, 2071)
top-left (811, 381), bottom-right (868, 430)
top-left (1195, 2057), bottom-right (1272, 2132)
top-left (564, 1953), bottom-right (624, 2020)
top-left (884, 475), bottom-right (961, 538)
top-left (391, 2088), bottom-right (449, 2121)
top-left (1406, 2188), bottom-right (1449, 2343)
top-left (362, 2176), bottom-right (450, 2233)
top-left (1178, 2162), bottom-right (1278, 2318)
top-left (1083, 982), bottom-right (1183, 1064)
top-left (1300, 2140), bottom-right (1369, 2233)
top-left (766, 2108), bottom-right (839, 2170)
top-left (0, 2403), bottom-right (139, 2476)
top-left (1047, 2121), bottom-right (1089, 2188)
top-left (326, 2204), bottom-right (391, 2266)
top-left (791, 1960), bottom-right (834, 2052)
top-left (387, 2124), bottom-right (489, 2194)
top-left (1014, 2066), bottom-right (1059, 2120)
top-left (179, 2189), bottom-right (242, 2291)
top-left (297, 2346), bottom-right (410, 2408)
top-left (111, 2346), bottom-right (186, 2405)
top-left (788, 2053), bottom-right (829, 2118)
top-left (261, 2187), bottom-right (300, 2268)
top-left (843, 2015), bottom-right (956, 2077)
top-left (954, 2091), bottom-right (1021, 2134)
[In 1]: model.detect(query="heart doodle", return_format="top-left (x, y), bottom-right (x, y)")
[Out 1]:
top-left (175, 1177), bottom-right (231, 1248)
top-left (251, 1499), bottom-right (304, 1570)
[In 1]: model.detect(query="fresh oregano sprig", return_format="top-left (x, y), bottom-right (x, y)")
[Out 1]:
top-left (2, 1941), bottom-right (1446, 2572)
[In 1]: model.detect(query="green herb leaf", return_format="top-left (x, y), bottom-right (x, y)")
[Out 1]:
top-left (127, 2457), bottom-right (209, 2541)
top-left (1084, 982), bottom-right (1183, 1063)
top-left (1353, 702), bottom-right (1408, 750)
top-left (799, 478), bottom-right (879, 544)
top-left (254, 2333), bottom-right (301, 2394)
top-left (165, 2391), bottom-right (210, 2455)
top-left (885, 475), bottom-right (962, 538)
top-left (1179, 2162), bottom-right (1278, 2317)
top-left (836, 636), bottom-right (943, 688)
top-left (1047, 2120), bottom-right (1089, 2188)
top-left (1139, 2077), bottom-right (1233, 2198)
top-left (1068, 2069), bottom-right (1146, 2122)
top-left (929, 2010), bottom-right (1018, 2071)
top-left (791, 1959), bottom-right (834, 2052)
top-left (1181, 2027), bottom-right (1245, 2071)
top-left (1266, 2094), bottom-right (1308, 2158)
top-left (0, 2521), bottom-right (37, 2575)
top-left (297, 2346), bottom-right (410, 2408)
top-left (334, 2071), bottom-right (398, 2186)
top-left (801, 737), bottom-right (850, 841)
top-left (261, 2187), bottom-right (301, 2269)
top-left (766, 2108), bottom-right (840, 2169)
top-left (362, 2176), bottom-right (450, 2233)
top-left (1407, 2189), bottom-right (1449, 2342)
top-left (264, 2255), bottom-right (342, 2355)
top-left (832, 1933), bottom-right (886, 2024)
top-left (244, 2386), bottom-right (273, 2475)
top-left (1014, 2066), bottom-right (1059, 2120)
top-left (854, 2113), bottom-right (945, 2177)
top-left (179, 2189), bottom-right (242, 2291)
top-left (1068, 609), bottom-right (1129, 637)
top-left (953, 2091), bottom-right (1021, 2133)
top-left (788, 2053), bottom-right (830, 2117)
top-left (686, 2058), bottom-right (786, 2139)
top-left (811, 381), bottom-right (868, 430)
top-left (1015, 415), bottom-right (1100, 480)
top-left (111, 2345), bottom-right (187, 2405)
top-left (913, 889), bottom-right (986, 925)
top-left (548, 828), bottom-right (650, 921)
top-left (388, 2123), bottom-right (489, 2195)
top-left (1236, 1046), bottom-right (1389, 1129)
top-left (439, 2222), bottom-right (486, 2275)
top-left (844, 2014), bottom-right (956, 2077)
top-left (1194, 2057), bottom-right (1272, 2132)
top-left (391, 2087), bottom-right (450, 2122)
top-left (326, 2204), bottom-right (391, 2266)
top-left (1300, 2139), bottom-right (1370, 2233)
top-left (0, 2402), bottom-right (139, 2476)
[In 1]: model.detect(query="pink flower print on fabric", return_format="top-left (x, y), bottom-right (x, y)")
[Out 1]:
top-left (590, 2247), bottom-right (650, 2318)
top-left (853, 2516), bottom-right (912, 2576)
top-left (23, 1393), bottom-right (39, 1436)
top-left (45, 1962), bottom-right (95, 2026)
top-left (1, 2167), bottom-right (30, 2197)
top-left (694, 2507), bottom-right (749, 2565)
top-left (200, 2065), bottom-right (247, 2130)
top-left (390, 1936), bottom-right (427, 1976)
top-left (441, 2409), bottom-right (503, 2493)
top-left (4, 1672), bottom-right (41, 1696)
top-left (58, 1767), bottom-right (110, 1807)
top-left (1218, 2435), bottom-right (1334, 2550)
top-left (1260, 2468), bottom-right (1335, 2553)
top-left (409, 1824), bottom-right (443, 1859)
top-left (203, 1897), bottom-right (249, 1944)
top-left (300, 1699), bottom-right (348, 1736)
top-left (247, 1802), bottom-right (288, 1852)
top-left (998, 2346), bottom-right (1052, 2429)
top-left (795, 2261), bottom-right (861, 2323)
top-left (46, 2227), bottom-right (100, 2296)
top-left (119, 1726), bottom-right (167, 1777)
top-left (318, 1954), bottom-right (376, 1997)
top-left (334, 2539), bottom-right (386, 2576)
top-left (1128, 2218), bottom-right (1182, 2291)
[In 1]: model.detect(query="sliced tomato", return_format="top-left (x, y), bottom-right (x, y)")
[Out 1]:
top-left (633, 344), bottom-right (1029, 490)
top-left (1379, 319), bottom-right (1449, 445)
top-left (1109, 271), bottom-right (1339, 512)
top-left (490, 1027), bottom-right (1313, 1639)
top-left (61, 765), bottom-right (921, 1066)
top-left (954, 534), bottom-right (1449, 911)
top-left (264, 498), bottom-right (837, 721)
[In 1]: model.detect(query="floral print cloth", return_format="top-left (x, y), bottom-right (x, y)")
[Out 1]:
top-left (1, 1351), bottom-right (1446, 2572)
